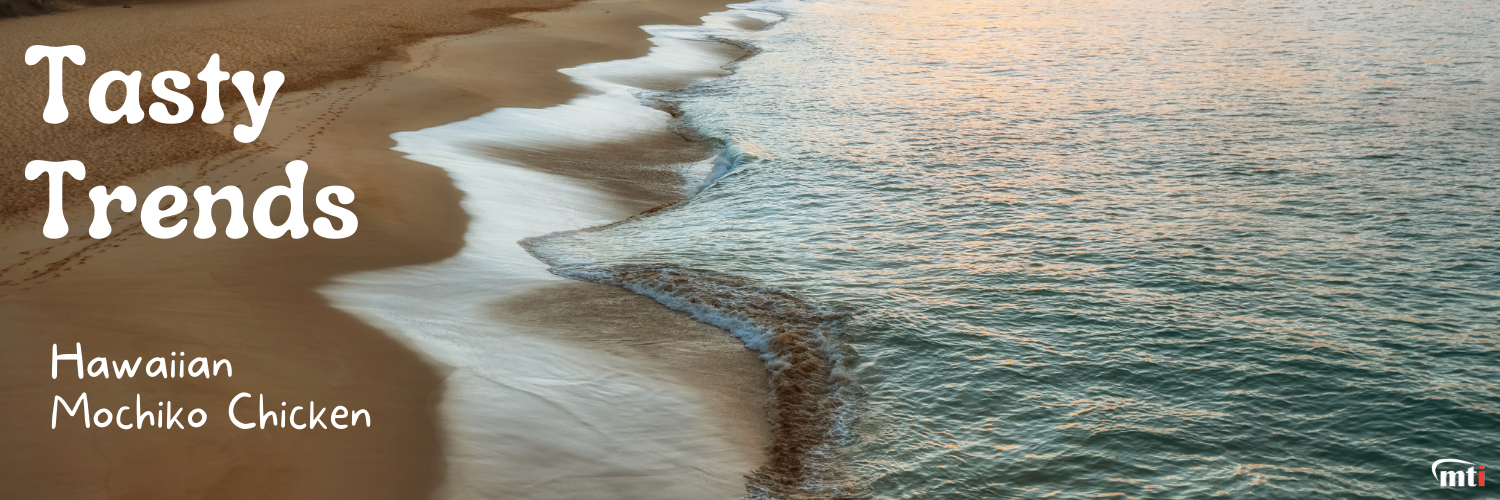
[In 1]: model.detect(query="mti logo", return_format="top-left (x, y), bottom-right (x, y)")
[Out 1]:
top-left (1433, 459), bottom-right (1486, 488)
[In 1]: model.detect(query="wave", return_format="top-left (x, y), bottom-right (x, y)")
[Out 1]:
top-left (504, 1), bottom-right (864, 497)
top-left (692, 140), bottom-right (759, 195)
top-left (550, 263), bottom-right (862, 499)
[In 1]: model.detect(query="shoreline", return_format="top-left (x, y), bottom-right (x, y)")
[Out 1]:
top-left (0, 0), bottom-right (770, 498)
top-left (322, 4), bottom-right (782, 497)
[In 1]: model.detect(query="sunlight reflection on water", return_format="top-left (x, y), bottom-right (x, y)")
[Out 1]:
top-left (542, 0), bottom-right (1499, 497)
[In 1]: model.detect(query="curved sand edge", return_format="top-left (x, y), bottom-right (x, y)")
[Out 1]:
top-left (0, 0), bottom-right (768, 498)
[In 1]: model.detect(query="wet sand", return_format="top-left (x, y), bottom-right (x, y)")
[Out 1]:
top-left (0, 0), bottom-right (768, 498)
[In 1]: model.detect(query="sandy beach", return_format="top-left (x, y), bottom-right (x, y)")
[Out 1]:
top-left (9, 0), bottom-right (1490, 497)
top-left (0, 0), bottom-right (769, 498)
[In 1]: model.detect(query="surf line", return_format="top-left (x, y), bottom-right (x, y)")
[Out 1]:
top-left (513, 3), bottom-right (865, 497)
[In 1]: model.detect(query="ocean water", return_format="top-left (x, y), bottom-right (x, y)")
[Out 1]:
top-left (324, 9), bottom-right (783, 499)
top-left (529, 0), bottom-right (1500, 498)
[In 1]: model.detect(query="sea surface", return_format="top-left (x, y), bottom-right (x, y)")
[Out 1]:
top-left (531, 0), bottom-right (1500, 498)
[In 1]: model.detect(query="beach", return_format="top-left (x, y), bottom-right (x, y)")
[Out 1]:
top-left (517, 0), bottom-right (1500, 497)
top-left (0, 0), bottom-right (770, 498)
top-left (8, 0), bottom-right (1497, 497)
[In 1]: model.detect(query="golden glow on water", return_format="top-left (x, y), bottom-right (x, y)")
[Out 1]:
top-left (537, 0), bottom-right (1500, 496)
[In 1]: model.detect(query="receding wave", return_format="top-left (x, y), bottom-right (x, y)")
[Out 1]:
top-left (550, 263), bottom-right (861, 499)
top-left (692, 140), bottom-right (758, 195)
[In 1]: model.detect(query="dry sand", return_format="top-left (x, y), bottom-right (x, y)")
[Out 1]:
top-left (0, 0), bottom-right (769, 498)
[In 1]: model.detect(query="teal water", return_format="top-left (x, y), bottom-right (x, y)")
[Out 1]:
top-left (541, 0), bottom-right (1500, 497)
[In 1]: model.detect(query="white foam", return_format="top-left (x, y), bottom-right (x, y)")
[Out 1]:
top-left (321, 5), bottom-right (784, 499)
